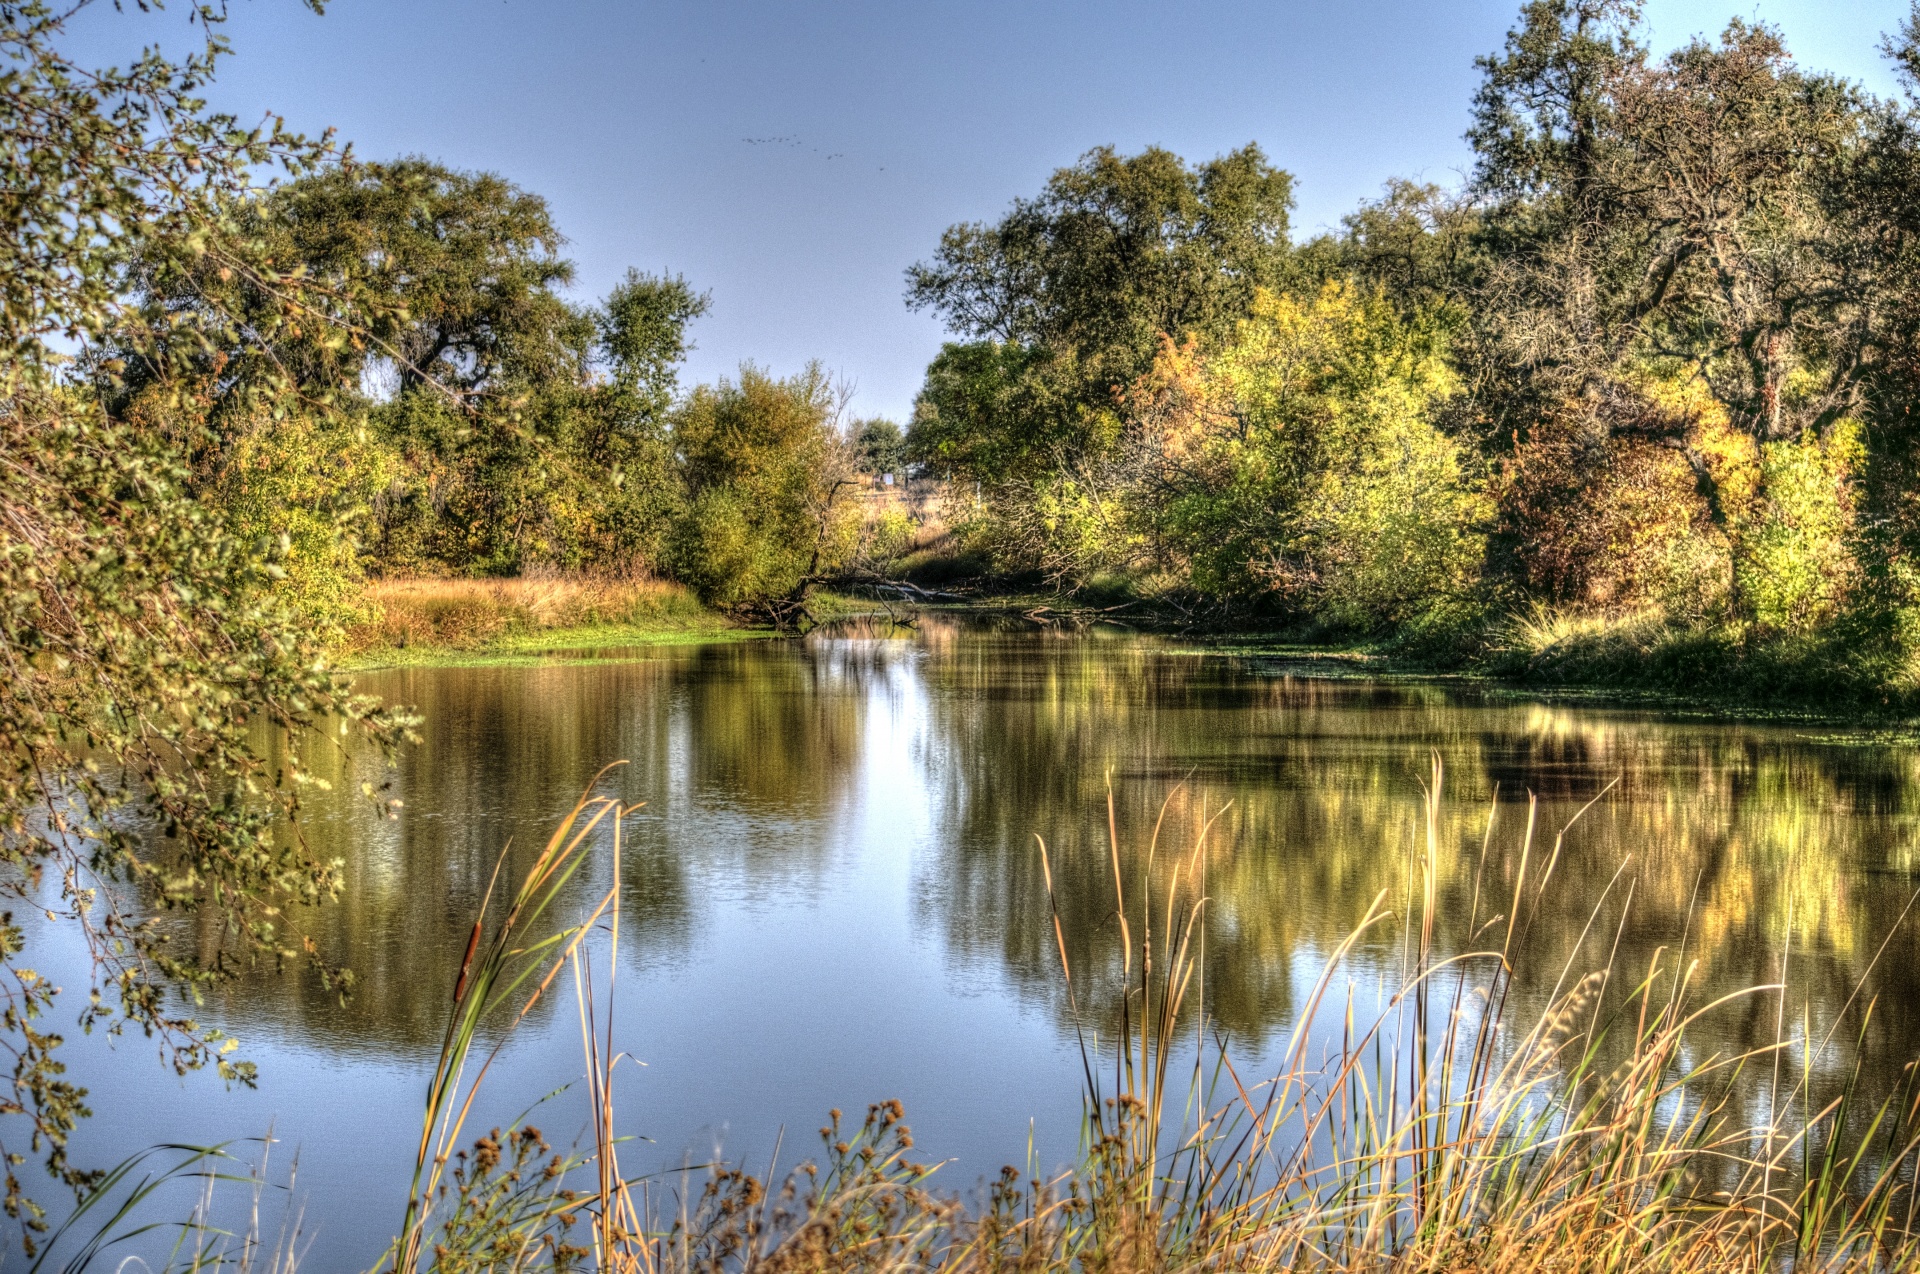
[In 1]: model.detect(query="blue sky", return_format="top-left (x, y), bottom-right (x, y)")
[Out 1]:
top-left (74, 0), bottom-right (1916, 422)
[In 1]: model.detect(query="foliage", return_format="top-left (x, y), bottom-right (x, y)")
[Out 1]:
top-left (850, 417), bottom-right (907, 476)
top-left (907, 339), bottom-right (1063, 483)
top-left (964, 466), bottom-right (1145, 589)
top-left (906, 144), bottom-right (1295, 486)
top-left (116, 387), bottom-right (400, 628)
top-left (109, 157), bottom-right (711, 581)
top-left (668, 364), bottom-right (862, 616)
top-left (1737, 421), bottom-right (1866, 633)
top-left (1131, 285), bottom-right (1488, 626)
top-left (112, 156), bottom-right (582, 412)
top-left (599, 270), bottom-right (709, 422)
top-left (0, 0), bottom-right (431, 1246)
top-left (208, 408), bottom-right (394, 626)
top-left (0, 392), bottom-right (417, 1242)
top-left (1453, 3), bottom-right (1900, 641)
top-left (898, 1), bottom-right (1920, 698)
top-left (950, 285), bottom-right (1489, 630)
top-left (0, 0), bottom-right (335, 379)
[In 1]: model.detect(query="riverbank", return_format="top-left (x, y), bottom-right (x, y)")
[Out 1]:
top-left (340, 576), bottom-right (759, 669)
top-left (339, 574), bottom-right (1920, 723)
top-left (881, 587), bottom-right (1920, 724)
top-left (335, 577), bottom-right (913, 668)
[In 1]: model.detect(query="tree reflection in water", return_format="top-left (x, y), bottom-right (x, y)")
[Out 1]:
top-left (170, 617), bottom-right (1920, 1148)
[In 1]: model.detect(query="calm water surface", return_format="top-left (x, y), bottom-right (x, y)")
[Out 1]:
top-left (49, 619), bottom-right (1920, 1268)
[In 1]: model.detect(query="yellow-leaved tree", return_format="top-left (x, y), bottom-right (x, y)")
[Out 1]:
top-left (1126, 284), bottom-right (1488, 629)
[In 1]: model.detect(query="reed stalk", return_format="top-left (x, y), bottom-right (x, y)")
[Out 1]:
top-left (57, 759), bottom-right (1920, 1271)
top-left (372, 761), bottom-right (1920, 1272)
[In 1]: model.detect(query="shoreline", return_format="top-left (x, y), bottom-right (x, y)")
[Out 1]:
top-left (339, 594), bottom-right (1920, 733)
top-left (339, 618), bottom-right (772, 670)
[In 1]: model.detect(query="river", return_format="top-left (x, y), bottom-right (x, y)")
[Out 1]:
top-left (42, 616), bottom-right (1920, 1269)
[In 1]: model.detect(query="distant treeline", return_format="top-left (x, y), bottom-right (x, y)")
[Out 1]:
top-left (91, 156), bottom-right (921, 622)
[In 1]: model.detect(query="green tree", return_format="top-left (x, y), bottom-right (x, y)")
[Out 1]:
top-left (102, 157), bottom-right (598, 578)
top-left (905, 144), bottom-right (1295, 486)
top-left (669, 364), bottom-right (860, 616)
top-left (198, 158), bottom-right (574, 397)
top-left (1467, 7), bottom-right (1873, 448)
top-left (585, 271), bottom-right (710, 570)
top-left (0, 0), bottom-right (416, 1244)
top-left (599, 269), bottom-right (708, 419)
top-left (851, 417), bottom-right (908, 476)
top-left (121, 160), bottom-right (712, 579)
top-left (1127, 285), bottom-right (1488, 626)
top-left (906, 338), bottom-right (1060, 482)
top-left (1317, 179), bottom-right (1488, 336)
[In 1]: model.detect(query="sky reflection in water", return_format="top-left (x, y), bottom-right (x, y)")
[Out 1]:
top-left (48, 619), bottom-right (1920, 1269)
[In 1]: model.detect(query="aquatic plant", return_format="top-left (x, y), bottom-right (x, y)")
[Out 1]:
top-left (387, 761), bottom-right (1920, 1273)
top-left (31, 758), bottom-right (1920, 1271)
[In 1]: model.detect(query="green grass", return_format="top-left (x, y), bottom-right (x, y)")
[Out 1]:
top-left (1189, 629), bottom-right (1920, 727)
top-left (342, 618), bottom-right (772, 670)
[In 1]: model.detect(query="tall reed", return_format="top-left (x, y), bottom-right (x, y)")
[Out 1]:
top-left (377, 756), bottom-right (1920, 1273)
top-left (385, 763), bottom-right (639, 1273)
top-left (33, 752), bottom-right (1919, 1271)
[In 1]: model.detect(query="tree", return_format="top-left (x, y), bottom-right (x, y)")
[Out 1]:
top-left (1458, 4), bottom-right (1884, 621)
top-left (576, 271), bottom-right (711, 573)
top-left (669, 364), bottom-right (860, 618)
top-left (599, 269), bottom-right (709, 421)
top-left (1467, 0), bottom-right (1644, 209)
top-left (1831, 6), bottom-right (1920, 589)
top-left (117, 160), bottom-right (713, 580)
top-left (905, 144), bottom-right (1295, 485)
top-left (851, 418), bottom-right (908, 476)
top-left (1333, 180), bottom-right (1486, 318)
top-left (1125, 285), bottom-right (1488, 626)
top-left (101, 157), bottom-right (599, 577)
top-left (906, 339), bottom-right (1062, 482)
top-left (354, 262), bottom-right (704, 576)
top-left (0, 0), bottom-right (416, 1245)
top-left (1468, 8), bottom-right (1871, 445)
top-left (126, 158), bottom-right (580, 404)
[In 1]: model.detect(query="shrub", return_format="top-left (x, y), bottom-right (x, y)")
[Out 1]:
top-left (1132, 284), bottom-right (1488, 627)
top-left (668, 364), bottom-right (860, 613)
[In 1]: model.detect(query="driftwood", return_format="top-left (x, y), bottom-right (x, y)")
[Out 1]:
top-left (1019, 599), bottom-right (1142, 627)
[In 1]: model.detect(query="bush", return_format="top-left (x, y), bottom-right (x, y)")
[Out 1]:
top-left (668, 364), bottom-right (860, 613)
top-left (1131, 284), bottom-right (1488, 627)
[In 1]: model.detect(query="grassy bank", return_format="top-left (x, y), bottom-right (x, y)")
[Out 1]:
top-left (877, 563), bottom-right (1920, 718)
top-left (1465, 605), bottom-right (1915, 712)
top-left (341, 576), bottom-right (763, 668)
top-left (1238, 608), bottom-right (1920, 719)
top-left (340, 568), bottom-right (1920, 721)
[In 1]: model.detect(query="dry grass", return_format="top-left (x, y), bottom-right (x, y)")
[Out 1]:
top-left (1488, 602), bottom-right (1916, 708)
top-left (383, 762), bottom-right (1920, 1274)
top-left (46, 765), bottom-right (1920, 1272)
top-left (1505, 604), bottom-right (1678, 666)
top-left (346, 576), bottom-right (716, 653)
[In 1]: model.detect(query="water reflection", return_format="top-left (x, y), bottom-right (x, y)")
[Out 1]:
top-left (909, 626), bottom-right (1920, 1155)
top-left (185, 617), bottom-right (1920, 1140)
top-left (190, 642), bottom-right (895, 1051)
